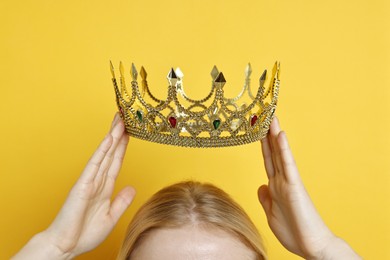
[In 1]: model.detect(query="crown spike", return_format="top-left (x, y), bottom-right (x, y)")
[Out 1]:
top-left (245, 63), bottom-right (252, 78)
top-left (259, 70), bottom-right (267, 96)
top-left (168, 68), bottom-right (177, 79)
top-left (276, 61), bottom-right (280, 79)
top-left (214, 72), bottom-right (226, 88)
top-left (215, 72), bottom-right (226, 83)
top-left (175, 67), bottom-right (184, 79)
top-left (167, 68), bottom-right (178, 86)
top-left (211, 65), bottom-right (219, 80)
top-left (271, 61), bottom-right (280, 79)
top-left (110, 61), bottom-right (115, 78)
top-left (260, 70), bottom-right (267, 82)
top-left (267, 61), bottom-right (280, 91)
top-left (119, 61), bottom-right (125, 78)
top-left (140, 66), bottom-right (147, 79)
top-left (130, 63), bottom-right (138, 81)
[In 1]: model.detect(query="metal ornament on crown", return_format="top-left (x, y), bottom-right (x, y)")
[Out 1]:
top-left (110, 61), bottom-right (280, 148)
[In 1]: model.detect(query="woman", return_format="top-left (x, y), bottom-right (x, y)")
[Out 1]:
top-left (12, 114), bottom-right (361, 259)
top-left (118, 181), bottom-right (267, 260)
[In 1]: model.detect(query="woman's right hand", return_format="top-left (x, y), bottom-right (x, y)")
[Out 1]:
top-left (258, 117), bottom-right (361, 259)
top-left (13, 113), bottom-right (135, 259)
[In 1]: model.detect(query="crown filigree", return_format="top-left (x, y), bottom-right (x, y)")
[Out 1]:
top-left (110, 61), bottom-right (280, 148)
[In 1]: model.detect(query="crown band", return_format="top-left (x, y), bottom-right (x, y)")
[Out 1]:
top-left (110, 62), bottom-right (280, 148)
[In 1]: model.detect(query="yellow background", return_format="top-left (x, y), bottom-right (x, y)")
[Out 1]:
top-left (1, 0), bottom-right (389, 259)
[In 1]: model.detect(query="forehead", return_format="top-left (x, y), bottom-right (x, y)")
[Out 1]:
top-left (129, 225), bottom-right (256, 260)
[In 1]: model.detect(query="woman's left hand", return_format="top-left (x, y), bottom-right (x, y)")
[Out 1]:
top-left (13, 113), bottom-right (135, 259)
top-left (258, 117), bottom-right (361, 259)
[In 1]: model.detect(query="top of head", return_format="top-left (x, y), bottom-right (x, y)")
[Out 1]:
top-left (110, 61), bottom-right (280, 148)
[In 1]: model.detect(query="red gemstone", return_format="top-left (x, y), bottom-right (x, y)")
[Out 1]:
top-left (169, 116), bottom-right (177, 128)
top-left (119, 107), bottom-right (124, 117)
top-left (250, 115), bottom-right (258, 126)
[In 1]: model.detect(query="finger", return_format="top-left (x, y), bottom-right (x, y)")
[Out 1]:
top-left (258, 185), bottom-right (272, 217)
top-left (111, 113), bottom-right (120, 130)
top-left (109, 186), bottom-right (136, 224)
top-left (269, 117), bottom-right (284, 176)
top-left (261, 136), bottom-right (275, 178)
top-left (102, 134), bottom-right (130, 198)
top-left (94, 120), bottom-right (125, 180)
top-left (107, 134), bottom-right (129, 181)
top-left (79, 134), bottom-right (113, 184)
top-left (277, 131), bottom-right (301, 184)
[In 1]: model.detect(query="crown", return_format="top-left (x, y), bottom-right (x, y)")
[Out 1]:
top-left (110, 61), bottom-right (280, 148)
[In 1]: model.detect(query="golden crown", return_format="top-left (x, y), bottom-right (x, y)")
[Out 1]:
top-left (110, 61), bottom-right (280, 148)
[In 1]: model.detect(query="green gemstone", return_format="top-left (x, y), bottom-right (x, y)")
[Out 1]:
top-left (136, 110), bottom-right (143, 122)
top-left (213, 119), bottom-right (221, 130)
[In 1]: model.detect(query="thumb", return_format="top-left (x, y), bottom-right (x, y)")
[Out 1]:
top-left (109, 186), bottom-right (136, 224)
top-left (258, 185), bottom-right (272, 217)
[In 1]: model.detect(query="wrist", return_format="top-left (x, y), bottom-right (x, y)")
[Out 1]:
top-left (309, 235), bottom-right (361, 260)
top-left (12, 231), bottom-right (75, 260)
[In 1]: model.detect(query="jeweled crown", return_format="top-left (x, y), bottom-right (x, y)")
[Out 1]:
top-left (110, 61), bottom-right (280, 148)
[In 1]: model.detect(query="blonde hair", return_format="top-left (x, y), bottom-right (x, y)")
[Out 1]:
top-left (117, 181), bottom-right (267, 260)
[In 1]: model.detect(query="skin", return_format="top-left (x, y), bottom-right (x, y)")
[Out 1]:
top-left (258, 117), bottom-right (334, 257)
top-left (258, 117), bottom-right (361, 259)
top-left (12, 114), bottom-right (361, 260)
top-left (12, 114), bottom-right (136, 260)
top-left (130, 225), bottom-right (257, 260)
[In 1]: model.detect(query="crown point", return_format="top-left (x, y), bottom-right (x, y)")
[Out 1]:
top-left (245, 63), bottom-right (252, 77)
top-left (211, 65), bottom-right (219, 80)
top-left (272, 61), bottom-right (281, 79)
top-left (167, 68), bottom-right (178, 86)
top-left (276, 61), bottom-right (281, 79)
top-left (119, 61), bottom-right (125, 77)
top-left (175, 67), bottom-right (184, 79)
top-left (130, 63), bottom-right (138, 81)
top-left (110, 61), bottom-right (115, 78)
top-left (214, 72), bottom-right (226, 86)
top-left (168, 68), bottom-right (177, 79)
top-left (260, 69), bottom-right (267, 81)
top-left (140, 66), bottom-right (147, 79)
